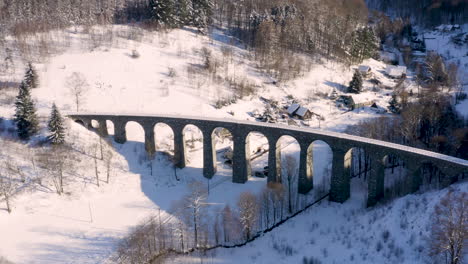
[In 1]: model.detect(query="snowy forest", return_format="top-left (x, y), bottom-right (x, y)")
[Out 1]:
top-left (0, 0), bottom-right (467, 263)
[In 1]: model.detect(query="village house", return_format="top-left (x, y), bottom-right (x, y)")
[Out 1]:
top-left (337, 95), bottom-right (375, 110)
top-left (385, 65), bottom-right (407, 78)
top-left (287, 103), bottom-right (313, 120)
top-left (358, 65), bottom-right (372, 77)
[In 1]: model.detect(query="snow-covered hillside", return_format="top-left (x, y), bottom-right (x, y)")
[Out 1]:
top-left (0, 25), bottom-right (466, 264)
top-left (174, 182), bottom-right (468, 264)
top-left (421, 24), bottom-right (468, 117)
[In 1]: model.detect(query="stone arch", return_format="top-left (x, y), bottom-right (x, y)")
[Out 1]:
top-left (125, 121), bottom-right (145, 142)
top-left (419, 162), bottom-right (446, 192)
top-left (106, 120), bottom-right (115, 136)
top-left (276, 135), bottom-right (300, 212)
top-left (211, 127), bottom-right (234, 178)
top-left (183, 124), bottom-right (204, 167)
top-left (382, 154), bottom-right (408, 199)
top-left (74, 119), bottom-right (85, 126)
top-left (154, 123), bottom-right (175, 157)
top-left (309, 140), bottom-right (333, 198)
top-left (90, 120), bottom-right (100, 129)
top-left (246, 131), bottom-right (269, 179)
top-left (344, 147), bottom-right (371, 203)
top-left (275, 135), bottom-right (300, 182)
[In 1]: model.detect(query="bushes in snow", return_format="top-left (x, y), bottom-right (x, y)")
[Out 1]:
top-left (130, 49), bottom-right (140, 59)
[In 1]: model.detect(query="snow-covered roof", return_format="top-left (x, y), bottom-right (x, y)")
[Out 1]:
top-left (350, 94), bottom-right (374, 104)
top-left (386, 65), bottom-right (407, 77)
top-left (287, 104), bottom-right (300, 115)
top-left (296, 107), bottom-right (310, 117)
top-left (358, 65), bottom-right (371, 73)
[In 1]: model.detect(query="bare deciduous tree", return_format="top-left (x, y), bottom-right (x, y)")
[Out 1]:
top-left (429, 190), bottom-right (467, 264)
top-left (283, 154), bottom-right (298, 214)
top-left (183, 181), bottom-right (207, 247)
top-left (237, 191), bottom-right (258, 240)
top-left (66, 72), bottom-right (89, 112)
top-left (0, 163), bottom-right (14, 213)
top-left (37, 146), bottom-right (73, 195)
top-left (91, 143), bottom-right (100, 187)
top-left (104, 147), bottom-right (114, 184)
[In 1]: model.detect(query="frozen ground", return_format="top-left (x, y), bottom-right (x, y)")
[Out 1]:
top-left (174, 181), bottom-right (468, 264)
top-left (0, 25), bottom-right (466, 263)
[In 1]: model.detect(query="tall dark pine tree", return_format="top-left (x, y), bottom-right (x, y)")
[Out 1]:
top-left (350, 27), bottom-right (378, 63)
top-left (24, 62), bottom-right (39, 89)
top-left (48, 103), bottom-right (65, 145)
top-left (149, 0), bottom-right (176, 27)
top-left (175, 0), bottom-right (192, 26)
top-left (14, 81), bottom-right (39, 140)
top-left (192, 0), bottom-right (213, 33)
top-left (348, 71), bottom-right (363, 94)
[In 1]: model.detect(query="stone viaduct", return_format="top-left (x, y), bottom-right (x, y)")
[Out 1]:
top-left (69, 113), bottom-right (468, 207)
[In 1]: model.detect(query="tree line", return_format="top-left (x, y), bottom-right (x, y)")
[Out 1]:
top-left (215, 0), bottom-right (377, 63)
top-left (366, 0), bottom-right (468, 26)
top-left (0, 0), bottom-right (214, 35)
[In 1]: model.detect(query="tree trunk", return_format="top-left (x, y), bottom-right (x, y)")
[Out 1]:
top-left (94, 156), bottom-right (99, 187)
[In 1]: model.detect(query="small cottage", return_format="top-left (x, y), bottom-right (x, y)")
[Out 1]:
top-left (358, 65), bottom-right (372, 77)
top-left (287, 103), bottom-right (312, 120)
top-left (385, 65), bottom-right (407, 78)
top-left (295, 106), bottom-right (312, 120)
top-left (337, 95), bottom-right (374, 110)
top-left (287, 103), bottom-right (300, 116)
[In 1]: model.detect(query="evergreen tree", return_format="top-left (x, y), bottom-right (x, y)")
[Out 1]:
top-left (388, 94), bottom-right (401, 114)
top-left (175, 0), bottom-right (192, 26)
top-left (24, 62), bottom-right (39, 89)
top-left (48, 103), bottom-right (65, 145)
top-left (149, 0), bottom-right (177, 27)
top-left (348, 71), bottom-right (363, 94)
top-left (192, 0), bottom-right (213, 33)
top-left (350, 27), bottom-right (378, 63)
top-left (14, 81), bottom-right (39, 140)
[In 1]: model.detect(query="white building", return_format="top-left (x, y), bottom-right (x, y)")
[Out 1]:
top-left (358, 65), bottom-right (372, 77)
top-left (385, 65), bottom-right (407, 78)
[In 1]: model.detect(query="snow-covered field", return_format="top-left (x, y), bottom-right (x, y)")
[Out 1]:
top-left (175, 181), bottom-right (468, 264)
top-left (0, 25), bottom-right (466, 263)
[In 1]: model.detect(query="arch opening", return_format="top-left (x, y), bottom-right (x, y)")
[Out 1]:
top-left (420, 162), bottom-right (445, 192)
top-left (74, 119), bottom-right (85, 126)
top-left (154, 123), bottom-right (175, 157)
top-left (106, 120), bottom-right (115, 136)
top-left (125, 121), bottom-right (145, 142)
top-left (382, 154), bottom-right (408, 199)
top-left (91, 120), bottom-right (100, 129)
top-left (246, 132), bottom-right (269, 179)
top-left (276, 135), bottom-right (300, 214)
top-left (345, 147), bottom-right (370, 204)
top-left (211, 127), bottom-right (233, 178)
top-left (183, 124), bottom-right (204, 168)
top-left (310, 140), bottom-right (333, 199)
top-left (123, 121), bottom-right (146, 164)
